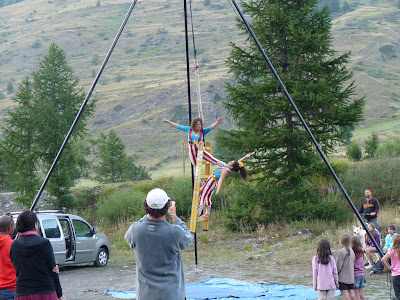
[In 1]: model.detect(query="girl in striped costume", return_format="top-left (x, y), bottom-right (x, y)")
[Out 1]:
top-left (162, 117), bottom-right (226, 167)
top-left (198, 152), bottom-right (253, 219)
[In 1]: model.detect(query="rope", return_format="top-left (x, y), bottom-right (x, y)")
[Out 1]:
top-left (188, 0), bottom-right (204, 122)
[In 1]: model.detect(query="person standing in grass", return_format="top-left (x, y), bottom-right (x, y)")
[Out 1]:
top-left (312, 239), bottom-right (339, 300)
top-left (351, 236), bottom-right (366, 300)
top-left (381, 235), bottom-right (400, 300)
top-left (337, 233), bottom-right (355, 300)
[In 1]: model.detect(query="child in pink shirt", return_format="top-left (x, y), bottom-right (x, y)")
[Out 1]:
top-left (382, 235), bottom-right (400, 300)
top-left (312, 239), bottom-right (339, 300)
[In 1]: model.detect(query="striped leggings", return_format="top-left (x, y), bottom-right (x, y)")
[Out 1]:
top-left (188, 144), bottom-right (226, 167)
top-left (197, 175), bottom-right (217, 217)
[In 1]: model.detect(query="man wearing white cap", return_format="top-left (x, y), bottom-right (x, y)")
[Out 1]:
top-left (124, 188), bottom-right (193, 300)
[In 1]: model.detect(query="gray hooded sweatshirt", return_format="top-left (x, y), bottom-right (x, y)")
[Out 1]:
top-left (125, 216), bottom-right (193, 300)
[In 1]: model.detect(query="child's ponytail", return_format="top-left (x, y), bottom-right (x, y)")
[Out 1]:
top-left (232, 161), bottom-right (248, 180)
top-left (339, 233), bottom-right (351, 256)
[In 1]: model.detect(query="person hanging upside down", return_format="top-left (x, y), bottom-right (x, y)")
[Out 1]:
top-left (162, 117), bottom-right (226, 167)
top-left (197, 152), bottom-right (254, 219)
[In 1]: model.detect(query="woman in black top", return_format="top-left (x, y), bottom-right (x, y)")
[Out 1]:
top-left (10, 211), bottom-right (66, 300)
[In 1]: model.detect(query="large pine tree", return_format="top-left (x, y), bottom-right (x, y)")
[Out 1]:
top-left (1, 43), bottom-right (95, 207)
top-left (217, 0), bottom-right (364, 223)
top-left (1, 77), bottom-right (39, 203)
top-left (220, 0), bottom-right (364, 184)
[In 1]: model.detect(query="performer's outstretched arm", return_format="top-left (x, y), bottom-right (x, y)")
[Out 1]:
top-left (211, 117), bottom-right (224, 129)
top-left (162, 118), bottom-right (179, 128)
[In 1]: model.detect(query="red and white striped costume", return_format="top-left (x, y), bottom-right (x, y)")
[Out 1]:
top-left (188, 142), bottom-right (225, 167)
top-left (198, 167), bottom-right (231, 217)
top-left (187, 129), bottom-right (226, 168)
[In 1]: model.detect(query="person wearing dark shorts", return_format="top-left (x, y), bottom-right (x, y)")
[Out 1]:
top-left (339, 282), bottom-right (354, 290)
top-left (337, 234), bottom-right (355, 300)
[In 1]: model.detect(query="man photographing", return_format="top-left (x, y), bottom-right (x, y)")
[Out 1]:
top-left (125, 188), bottom-right (193, 300)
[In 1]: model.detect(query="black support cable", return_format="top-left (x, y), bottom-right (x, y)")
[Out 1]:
top-left (227, 0), bottom-right (383, 257)
top-left (183, 0), bottom-right (198, 269)
top-left (30, 0), bottom-right (139, 211)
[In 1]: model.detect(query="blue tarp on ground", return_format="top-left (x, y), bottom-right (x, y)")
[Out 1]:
top-left (104, 277), bottom-right (342, 299)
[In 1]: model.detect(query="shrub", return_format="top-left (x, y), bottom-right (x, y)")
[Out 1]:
top-left (32, 41), bottom-right (41, 49)
top-left (223, 180), bottom-right (350, 232)
top-left (113, 104), bottom-right (123, 112)
top-left (94, 118), bottom-right (105, 125)
top-left (341, 158), bottom-right (400, 205)
top-left (376, 137), bottom-right (400, 158)
top-left (169, 177), bottom-right (193, 219)
top-left (364, 132), bottom-right (379, 158)
top-left (379, 44), bottom-right (396, 59)
top-left (97, 190), bottom-right (146, 225)
top-left (347, 141), bottom-right (362, 161)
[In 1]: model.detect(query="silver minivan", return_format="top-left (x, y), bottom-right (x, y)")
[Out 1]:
top-left (8, 210), bottom-right (111, 267)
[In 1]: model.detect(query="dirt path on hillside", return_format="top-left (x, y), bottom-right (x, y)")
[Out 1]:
top-left (60, 261), bottom-right (393, 299)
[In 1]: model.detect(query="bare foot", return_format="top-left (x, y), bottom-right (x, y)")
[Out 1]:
top-left (200, 214), bottom-right (209, 220)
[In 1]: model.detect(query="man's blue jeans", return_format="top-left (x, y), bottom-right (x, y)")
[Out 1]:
top-left (0, 288), bottom-right (15, 300)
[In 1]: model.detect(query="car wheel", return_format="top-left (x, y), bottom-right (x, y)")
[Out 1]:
top-left (94, 248), bottom-right (108, 267)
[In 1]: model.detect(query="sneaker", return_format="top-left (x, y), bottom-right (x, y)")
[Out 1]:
top-left (365, 264), bottom-right (373, 269)
top-left (369, 270), bottom-right (375, 275)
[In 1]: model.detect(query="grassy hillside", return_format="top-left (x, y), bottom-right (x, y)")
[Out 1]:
top-left (332, 0), bottom-right (400, 141)
top-left (0, 0), bottom-right (399, 170)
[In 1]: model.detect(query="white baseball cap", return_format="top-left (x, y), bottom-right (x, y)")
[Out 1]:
top-left (146, 188), bottom-right (170, 209)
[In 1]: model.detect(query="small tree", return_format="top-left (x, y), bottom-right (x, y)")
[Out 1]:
top-left (347, 141), bottom-right (362, 161)
top-left (94, 130), bottom-right (128, 183)
top-left (364, 132), bottom-right (379, 159)
top-left (94, 130), bottom-right (150, 183)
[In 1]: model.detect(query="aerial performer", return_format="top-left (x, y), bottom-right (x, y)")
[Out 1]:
top-left (197, 152), bottom-right (254, 219)
top-left (162, 117), bottom-right (226, 167)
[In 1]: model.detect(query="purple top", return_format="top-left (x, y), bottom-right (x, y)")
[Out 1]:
top-left (366, 230), bottom-right (381, 248)
top-left (312, 255), bottom-right (339, 291)
top-left (354, 255), bottom-right (364, 277)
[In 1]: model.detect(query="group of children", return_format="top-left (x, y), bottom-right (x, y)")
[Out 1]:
top-left (313, 228), bottom-right (400, 300)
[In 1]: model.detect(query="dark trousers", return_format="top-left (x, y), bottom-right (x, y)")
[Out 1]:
top-left (372, 258), bottom-right (391, 273)
top-left (393, 275), bottom-right (400, 300)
